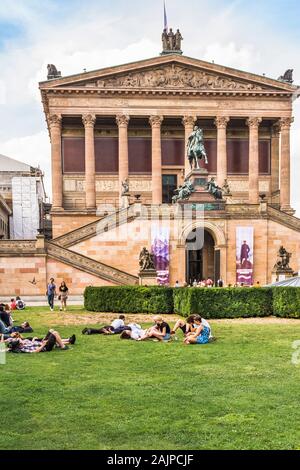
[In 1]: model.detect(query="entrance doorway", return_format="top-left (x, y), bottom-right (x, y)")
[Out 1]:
top-left (186, 229), bottom-right (216, 284)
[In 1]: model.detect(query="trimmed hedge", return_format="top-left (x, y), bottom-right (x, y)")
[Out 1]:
top-left (84, 286), bottom-right (300, 319)
top-left (173, 287), bottom-right (273, 318)
top-left (84, 286), bottom-right (174, 314)
top-left (272, 287), bottom-right (300, 318)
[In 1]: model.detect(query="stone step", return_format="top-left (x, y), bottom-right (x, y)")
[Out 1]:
top-left (268, 206), bottom-right (300, 232)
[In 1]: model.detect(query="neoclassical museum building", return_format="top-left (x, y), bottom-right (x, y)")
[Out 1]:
top-left (0, 44), bottom-right (300, 295)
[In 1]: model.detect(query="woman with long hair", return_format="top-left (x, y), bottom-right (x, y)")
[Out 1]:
top-left (59, 281), bottom-right (69, 312)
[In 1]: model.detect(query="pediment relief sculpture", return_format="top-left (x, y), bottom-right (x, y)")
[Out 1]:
top-left (86, 65), bottom-right (264, 91)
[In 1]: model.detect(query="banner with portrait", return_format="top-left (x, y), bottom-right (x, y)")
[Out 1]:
top-left (236, 227), bottom-right (254, 286)
top-left (151, 225), bottom-right (170, 285)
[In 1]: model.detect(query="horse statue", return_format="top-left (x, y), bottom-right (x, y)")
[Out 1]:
top-left (187, 126), bottom-right (208, 170)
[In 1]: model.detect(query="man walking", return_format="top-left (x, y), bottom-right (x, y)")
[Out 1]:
top-left (47, 278), bottom-right (57, 312)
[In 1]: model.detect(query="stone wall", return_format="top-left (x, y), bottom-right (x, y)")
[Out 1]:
top-left (0, 256), bottom-right (47, 296)
top-left (46, 258), bottom-right (115, 294)
top-left (0, 255), bottom-right (115, 297)
top-left (52, 214), bottom-right (99, 238)
top-left (0, 208), bottom-right (299, 296)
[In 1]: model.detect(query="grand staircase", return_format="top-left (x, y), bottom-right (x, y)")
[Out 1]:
top-left (267, 206), bottom-right (300, 232)
top-left (48, 207), bottom-right (140, 285)
top-left (53, 207), bottom-right (139, 248)
top-left (47, 242), bottom-right (138, 285)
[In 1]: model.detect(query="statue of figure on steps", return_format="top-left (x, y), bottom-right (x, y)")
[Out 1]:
top-left (206, 178), bottom-right (223, 200)
top-left (222, 179), bottom-right (231, 196)
top-left (172, 179), bottom-right (194, 204)
top-left (121, 178), bottom-right (129, 196)
top-left (139, 247), bottom-right (156, 271)
top-left (274, 246), bottom-right (292, 270)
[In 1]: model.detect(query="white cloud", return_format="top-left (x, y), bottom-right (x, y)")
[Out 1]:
top-left (202, 42), bottom-right (260, 71)
top-left (0, 79), bottom-right (6, 105)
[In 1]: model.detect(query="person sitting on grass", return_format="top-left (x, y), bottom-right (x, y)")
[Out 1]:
top-left (15, 296), bottom-right (26, 310)
top-left (82, 315), bottom-right (129, 335)
top-left (171, 315), bottom-right (213, 339)
top-left (120, 323), bottom-right (148, 341)
top-left (10, 298), bottom-right (17, 310)
top-left (0, 305), bottom-right (13, 328)
top-left (137, 315), bottom-right (171, 342)
top-left (184, 315), bottom-right (210, 345)
top-left (3, 329), bottom-right (76, 353)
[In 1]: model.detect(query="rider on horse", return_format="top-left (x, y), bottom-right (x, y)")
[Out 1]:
top-left (187, 126), bottom-right (208, 170)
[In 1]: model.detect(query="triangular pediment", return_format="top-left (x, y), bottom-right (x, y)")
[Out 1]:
top-left (40, 54), bottom-right (299, 94)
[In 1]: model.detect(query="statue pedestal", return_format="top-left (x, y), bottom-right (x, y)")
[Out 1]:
top-left (160, 50), bottom-right (183, 56)
top-left (120, 194), bottom-right (130, 209)
top-left (182, 169), bottom-right (225, 205)
top-left (271, 269), bottom-right (295, 283)
top-left (139, 270), bottom-right (158, 286)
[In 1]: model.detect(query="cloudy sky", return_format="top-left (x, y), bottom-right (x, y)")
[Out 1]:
top-left (0, 0), bottom-right (299, 214)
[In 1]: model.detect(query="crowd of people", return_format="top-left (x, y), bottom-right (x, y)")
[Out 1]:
top-left (82, 314), bottom-right (214, 345)
top-left (0, 295), bottom-right (76, 354)
top-left (174, 279), bottom-right (261, 288)
top-left (174, 278), bottom-right (222, 288)
top-left (1, 275), bottom-right (218, 357)
top-left (0, 300), bottom-right (31, 336)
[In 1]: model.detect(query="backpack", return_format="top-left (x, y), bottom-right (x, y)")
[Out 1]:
top-left (16, 300), bottom-right (25, 310)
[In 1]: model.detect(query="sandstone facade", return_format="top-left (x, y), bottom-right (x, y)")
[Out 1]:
top-left (0, 54), bottom-right (299, 295)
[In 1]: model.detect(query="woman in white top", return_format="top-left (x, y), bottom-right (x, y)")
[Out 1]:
top-left (120, 323), bottom-right (148, 341)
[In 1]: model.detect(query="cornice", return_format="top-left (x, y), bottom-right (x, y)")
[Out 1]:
top-left (42, 87), bottom-right (296, 98)
top-left (39, 54), bottom-right (299, 93)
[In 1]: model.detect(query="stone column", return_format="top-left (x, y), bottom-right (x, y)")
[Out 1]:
top-left (82, 114), bottom-right (96, 210)
top-left (247, 117), bottom-right (262, 204)
top-left (49, 114), bottom-right (63, 210)
top-left (182, 116), bottom-right (197, 177)
top-left (149, 115), bottom-right (163, 205)
top-left (279, 117), bottom-right (294, 211)
top-left (116, 114), bottom-right (130, 200)
top-left (215, 116), bottom-right (229, 186)
top-left (271, 122), bottom-right (280, 195)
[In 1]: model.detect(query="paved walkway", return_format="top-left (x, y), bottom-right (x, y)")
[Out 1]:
top-left (0, 296), bottom-right (84, 307)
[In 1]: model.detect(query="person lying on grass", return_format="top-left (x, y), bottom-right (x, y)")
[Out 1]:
top-left (0, 319), bottom-right (33, 339)
top-left (171, 315), bottom-right (213, 339)
top-left (120, 323), bottom-right (148, 341)
top-left (184, 315), bottom-right (210, 345)
top-left (2, 329), bottom-right (76, 353)
top-left (82, 315), bottom-right (130, 336)
top-left (137, 316), bottom-right (171, 342)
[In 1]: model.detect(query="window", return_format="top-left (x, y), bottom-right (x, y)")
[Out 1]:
top-left (162, 174), bottom-right (178, 204)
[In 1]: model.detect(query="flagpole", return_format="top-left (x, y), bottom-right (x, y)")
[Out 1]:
top-left (164, 0), bottom-right (168, 31)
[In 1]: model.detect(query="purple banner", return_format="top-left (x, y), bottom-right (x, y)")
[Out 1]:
top-left (151, 225), bottom-right (170, 286)
top-left (236, 227), bottom-right (254, 286)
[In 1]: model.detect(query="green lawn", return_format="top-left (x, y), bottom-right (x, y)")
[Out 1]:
top-left (1, 308), bottom-right (300, 450)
